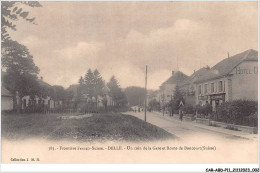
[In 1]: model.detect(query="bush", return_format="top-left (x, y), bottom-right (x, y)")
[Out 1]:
top-left (148, 99), bottom-right (160, 111)
top-left (215, 100), bottom-right (257, 126)
top-left (180, 104), bottom-right (194, 115)
top-left (194, 103), bottom-right (212, 118)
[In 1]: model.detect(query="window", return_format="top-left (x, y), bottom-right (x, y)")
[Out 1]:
top-left (198, 85), bottom-right (202, 95)
top-left (204, 84), bottom-right (208, 94)
top-left (218, 81), bottom-right (223, 92)
top-left (211, 83), bottom-right (215, 93)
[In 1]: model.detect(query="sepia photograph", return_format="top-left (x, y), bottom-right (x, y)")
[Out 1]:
top-left (1, 1), bottom-right (258, 172)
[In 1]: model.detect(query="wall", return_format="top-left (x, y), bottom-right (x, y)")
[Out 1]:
top-left (230, 61), bottom-right (258, 101)
top-left (163, 84), bottom-right (176, 103)
top-left (195, 77), bottom-right (227, 106)
top-left (195, 60), bottom-right (258, 106)
top-left (1, 96), bottom-right (13, 111)
top-left (180, 83), bottom-right (196, 106)
top-left (22, 96), bottom-right (55, 109)
top-left (159, 84), bottom-right (176, 110)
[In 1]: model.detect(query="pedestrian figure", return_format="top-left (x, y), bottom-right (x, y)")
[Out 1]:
top-left (179, 110), bottom-right (183, 121)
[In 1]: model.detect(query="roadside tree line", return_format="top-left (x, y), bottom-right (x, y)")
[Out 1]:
top-left (1, 2), bottom-right (128, 113)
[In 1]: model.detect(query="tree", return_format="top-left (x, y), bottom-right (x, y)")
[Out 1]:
top-left (93, 69), bottom-right (104, 95)
top-left (168, 85), bottom-right (183, 114)
top-left (84, 69), bottom-right (94, 98)
top-left (116, 91), bottom-right (128, 107)
top-left (107, 76), bottom-right (127, 107)
top-left (148, 99), bottom-right (160, 111)
top-left (107, 76), bottom-right (120, 106)
top-left (1, 2), bottom-right (42, 112)
top-left (2, 39), bottom-right (39, 75)
top-left (93, 69), bottom-right (104, 107)
top-left (124, 86), bottom-right (145, 106)
top-left (52, 85), bottom-right (65, 101)
top-left (64, 90), bottom-right (74, 109)
top-left (1, 1), bottom-right (42, 41)
top-left (2, 40), bottom-right (40, 112)
top-left (77, 76), bottom-right (85, 99)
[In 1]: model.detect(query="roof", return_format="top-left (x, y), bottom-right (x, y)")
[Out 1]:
top-left (102, 84), bottom-right (110, 94)
top-left (66, 84), bottom-right (79, 94)
top-left (180, 67), bottom-right (210, 86)
top-left (38, 79), bottom-right (52, 88)
top-left (2, 70), bottom-right (52, 88)
top-left (1, 86), bottom-right (13, 97)
top-left (161, 71), bottom-right (188, 88)
top-left (194, 49), bottom-right (258, 83)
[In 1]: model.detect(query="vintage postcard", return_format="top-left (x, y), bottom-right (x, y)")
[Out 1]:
top-left (1, 1), bottom-right (258, 172)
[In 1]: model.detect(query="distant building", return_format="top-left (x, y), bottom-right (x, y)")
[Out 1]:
top-left (147, 90), bottom-right (159, 103)
top-left (194, 49), bottom-right (258, 111)
top-left (1, 86), bottom-right (13, 111)
top-left (67, 82), bottom-right (114, 109)
top-left (1, 71), bottom-right (59, 111)
top-left (159, 71), bottom-right (188, 107)
top-left (97, 84), bottom-right (113, 107)
top-left (21, 77), bottom-right (56, 110)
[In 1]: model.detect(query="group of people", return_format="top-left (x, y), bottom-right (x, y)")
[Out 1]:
top-left (133, 107), bottom-right (143, 113)
top-left (131, 106), bottom-right (184, 122)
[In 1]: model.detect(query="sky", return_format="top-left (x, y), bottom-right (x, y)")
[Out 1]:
top-left (9, 1), bottom-right (258, 90)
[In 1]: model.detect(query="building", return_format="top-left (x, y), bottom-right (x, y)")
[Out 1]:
top-left (179, 67), bottom-right (210, 106)
top-left (194, 49), bottom-right (258, 111)
top-left (21, 78), bottom-right (56, 110)
top-left (147, 90), bottom-right (159, 103)
top-left (1, 86), bottom-right (13, 111)
top-left (97, 84), bottom-right (113, 107)
top-left (67, 82), bottom-right (114, 109)
top-left (2, 71), bottom-right (59, 111)
top-left (159, 71), bottom-right (188, 108)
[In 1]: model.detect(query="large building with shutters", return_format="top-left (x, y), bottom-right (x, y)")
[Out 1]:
top-left (194, 49), bottom-right (258, 111)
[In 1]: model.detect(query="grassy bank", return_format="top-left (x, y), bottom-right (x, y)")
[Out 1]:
top-left (2, 112), bottom-right (176, 142)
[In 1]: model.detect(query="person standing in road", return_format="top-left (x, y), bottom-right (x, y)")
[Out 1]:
top-left (179, 109), bottom-right (183, 121)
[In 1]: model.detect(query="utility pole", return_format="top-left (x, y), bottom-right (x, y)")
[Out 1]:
top-left (144, 65), bottom-right (148, 122)
top-left (162, 92), bottom-right (165, 116)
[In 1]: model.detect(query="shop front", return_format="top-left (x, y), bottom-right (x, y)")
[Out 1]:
top-left (198, 95), bottom-right (209, 105)
top-left (210, 93), bottom-right (225, 111)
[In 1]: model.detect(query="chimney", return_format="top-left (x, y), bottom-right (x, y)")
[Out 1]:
top-left (172, 71), bottom-right (174, 75)
top-left (194, 70), bottom-right (195, 73)
top-left (40, 76), bottom-right (43, 80)
top-left (228, 52), bottom-right (230, 58)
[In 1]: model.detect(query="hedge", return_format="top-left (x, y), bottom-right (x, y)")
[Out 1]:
top-left (194, 103), bottom-right (212, 118)
top-left (214, 100), bottom-right (257, 126)
top-left (180, 104), bottom-right (195, 115)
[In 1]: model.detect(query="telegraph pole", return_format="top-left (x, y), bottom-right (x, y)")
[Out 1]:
top-left (144, 65), bottom-right (148, 122)
top-left (162, 93), bottom-right (164, 116)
